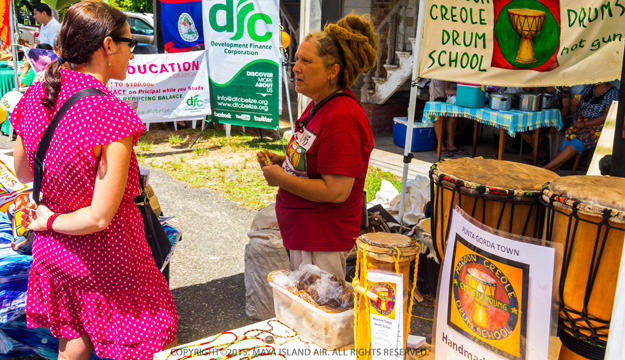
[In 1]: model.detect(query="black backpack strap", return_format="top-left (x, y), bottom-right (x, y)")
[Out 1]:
top-left (33, 88), bottom-right (106, 204)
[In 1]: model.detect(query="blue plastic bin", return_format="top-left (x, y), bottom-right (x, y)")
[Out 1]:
top-left (393, 117), bottom-right (435, 152)
top-left (456, 84), bottom-right (485, 108)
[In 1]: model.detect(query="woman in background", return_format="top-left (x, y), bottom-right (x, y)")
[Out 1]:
top-left (544, 82), bottom-right (618, 171)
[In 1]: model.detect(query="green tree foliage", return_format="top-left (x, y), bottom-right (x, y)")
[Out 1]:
top-left (109, 0), bottom-right (153, 13)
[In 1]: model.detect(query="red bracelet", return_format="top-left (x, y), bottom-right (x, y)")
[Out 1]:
top-left (47, 213), bottom-right (61, 231)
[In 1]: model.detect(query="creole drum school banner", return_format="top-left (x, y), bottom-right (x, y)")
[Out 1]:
top-left (161, 0), bottom-right (205, 52)
top-left (110, 51), bottom-right (210, 122)
top-left (202, 0), bottom-right (281, 129)
top-left (435, 207), bottom-right (558, 360)
top-left (419, 0), bottom-right (625, 87)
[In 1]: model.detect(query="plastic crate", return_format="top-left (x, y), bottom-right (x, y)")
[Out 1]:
top-left (456, 84), bottom-right (485, 108)
top-left (393, 117), bottom-right (435, 152)
top-left (269, 281), bottom-right (354, 350)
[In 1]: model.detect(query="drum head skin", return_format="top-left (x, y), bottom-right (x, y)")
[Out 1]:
top-left (548, 176), bottom-right (625, 213)
top-left (356, 232), bottom-right (418, 260)
top-left (359, 232), bottom-right (414, 248)
top-left (437, 158), bottom-right (559, 192)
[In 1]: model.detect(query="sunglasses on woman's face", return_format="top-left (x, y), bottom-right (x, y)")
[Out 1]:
top-left (110, 36), bottom-right (138, 53)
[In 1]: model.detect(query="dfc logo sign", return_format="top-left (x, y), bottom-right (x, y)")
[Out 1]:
top-left (187, 95), bottom-right (203, 108)
top-left (208, 0), bottom-right (273, 42)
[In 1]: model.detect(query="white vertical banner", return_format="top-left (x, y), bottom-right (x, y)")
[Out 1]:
top-left (202, 0), bottom-right (281, 129)
top-left (110, 51), bottom-right (210, 123)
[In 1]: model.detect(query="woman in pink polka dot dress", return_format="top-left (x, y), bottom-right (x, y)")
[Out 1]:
top-left (10, 2), bottom-right (177, 359)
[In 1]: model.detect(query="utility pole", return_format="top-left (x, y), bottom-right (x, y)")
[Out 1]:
top-left (152, 0), bottom-right (164, 53)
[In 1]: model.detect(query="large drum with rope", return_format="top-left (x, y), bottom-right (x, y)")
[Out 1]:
top-left (430, 158), bottom-right (559, 261)
top-left (353, 233), bottom-right (419, 360)
top-left (541, 176), bottom-right (625, 360)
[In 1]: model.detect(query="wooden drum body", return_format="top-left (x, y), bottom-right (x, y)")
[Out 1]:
top-left (354, 233), bottom-right (418, 360)
top-left (541, 176), bottom-right (625, 360)
top-left (430, 158), bottom-right (559, 262)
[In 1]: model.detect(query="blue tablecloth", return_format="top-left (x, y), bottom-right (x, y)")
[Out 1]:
top-left (422, 101), bottom-right (563, 137)
top-left (0, 62), bottom-right (20, 97)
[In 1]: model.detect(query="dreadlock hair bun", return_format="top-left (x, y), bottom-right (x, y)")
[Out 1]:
top-left (306, 14), bottom-right (378, 89)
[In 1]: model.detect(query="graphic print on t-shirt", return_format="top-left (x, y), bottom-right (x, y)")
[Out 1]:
top-left (283, 126), bottom-right (317, 177)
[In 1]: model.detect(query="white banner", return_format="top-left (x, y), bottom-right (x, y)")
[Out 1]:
top-left (111, 51), bottom-right (210, 122)
top-left (419, 0), bottom-right (625, 87)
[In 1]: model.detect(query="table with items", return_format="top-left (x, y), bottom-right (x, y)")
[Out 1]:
top-left (421, 101), bottom-right (563, 164)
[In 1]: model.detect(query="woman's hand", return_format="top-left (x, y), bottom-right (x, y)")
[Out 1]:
top-left (574, 120), bottom-right (585, 128)
top-left (261, 164), bottom-right (285, 186)
top-left (21, 202), bottom-right (53, 231)
top-left (256, 150), bottom-right (284, 168)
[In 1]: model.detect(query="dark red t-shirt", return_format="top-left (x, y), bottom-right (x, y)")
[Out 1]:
top-left (276, 90), bottom-right (374, 251)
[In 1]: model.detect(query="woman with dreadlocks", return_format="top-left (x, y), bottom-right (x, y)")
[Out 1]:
top-left (258, 14), bottom-right (378, 279)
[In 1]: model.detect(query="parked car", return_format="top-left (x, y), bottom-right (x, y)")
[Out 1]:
top-left (17, 23), bottom-right (38, 46)
top-left (18, 11), bottom-right (155, 48)
top-left (124, 11), bottom-right (155, 45)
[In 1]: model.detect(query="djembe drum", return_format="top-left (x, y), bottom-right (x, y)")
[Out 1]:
top-left (430, 158), bottom-right (559, 262)
top-left (353, 233), bottom-right (419, 360)
top-left (508, 8), bottom-right (546, 63)
top-left (541, 176), bottom-right (625, 360)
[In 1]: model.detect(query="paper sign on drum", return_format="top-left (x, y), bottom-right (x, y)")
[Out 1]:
top-left (434, 206), bottom-right (559, 360)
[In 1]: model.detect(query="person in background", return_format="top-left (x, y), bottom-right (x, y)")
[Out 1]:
top-left (32, 3), bottom-right (61, 48)
top-left (545, 86), bottom-right (572, 120)
top-left (11, 2), bottom-right (176, 359)
top-left (544, 82), bottom-right (618, 171)
top-left (430, 80), bottom-right (466, 156)
top-left (257, 14), bottom-right (377, 279)
top-left (17, 61), bottom-right (35, 88)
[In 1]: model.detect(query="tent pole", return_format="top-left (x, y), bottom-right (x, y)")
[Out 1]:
top-left (9, 0), bottom-right (20, 90)
top-left (281, 48), bottom-right (295, 136)
top-left (398, 0), bottom-right (426, 226)
top-left (609, 41), bottom-right (625, 177)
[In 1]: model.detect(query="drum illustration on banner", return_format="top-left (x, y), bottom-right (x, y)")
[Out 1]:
top-left (448, 234), bottom-right (529, 360)
top-left (491, 0), bottom-right (560, 71)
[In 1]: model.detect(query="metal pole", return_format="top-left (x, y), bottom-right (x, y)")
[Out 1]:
top-left (153, 0), bottom-right (164, 53)
top-left (398, 0), bottom-right (425, 224)
top-left (9, 0), bottom-right (19, 90)
top-left (610, 42), bottom-right (625, 177)
top-left (280, 48), bottom-right (295, 135)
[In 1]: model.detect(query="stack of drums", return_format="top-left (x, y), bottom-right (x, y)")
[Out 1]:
top-left (541, 176), bottom-right (625, 360)
top-left (430, 158), bottom-right (559, 261)
top-left (353, 233), bottom-right (419, 360)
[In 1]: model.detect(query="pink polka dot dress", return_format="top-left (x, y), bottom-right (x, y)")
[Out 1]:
top-left (10, 69), bottom-right (178, 360)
